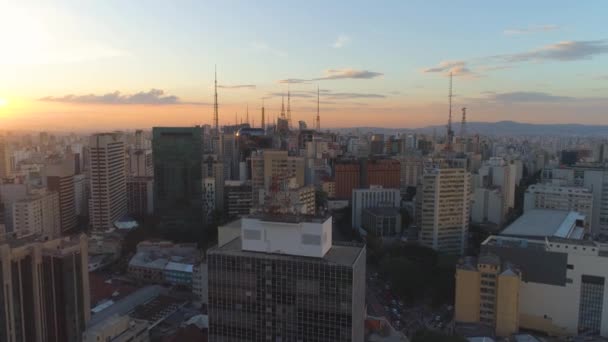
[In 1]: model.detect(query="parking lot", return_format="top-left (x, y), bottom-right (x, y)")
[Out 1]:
top-left (367, 270), bottom-right (454, 337)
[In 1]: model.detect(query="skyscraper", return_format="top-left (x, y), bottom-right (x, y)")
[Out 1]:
top-left (46, 155), bottom-right (77, 235)
top-left (416, 159), bottom-right (471, 255)
top-left (89, 133), bottom-right (127, 231)
top-left (0, 136), bottom-right (10, 178)
top-left (152, 127), bottom-right (203, 232)
top-left (208, 215), bottom-right (366, 341)
top-left (0, 234), bottom-right (91, 342)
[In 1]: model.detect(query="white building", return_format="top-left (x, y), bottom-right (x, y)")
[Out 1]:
top-left (12, 189), bottom-right (60, 238)
top-left (471, 187), bottom-right (504, 225)
top-left (524, 184), bottom-right (593, 224)
top-left (542, 166), bottom-right (608, 235)
top-left (83, 314), bottom-right (149, 342)
top-left (89, 133), bottom-right (127, 231)
top-left (351, 186), bottom-right (400, 230)
top-left (478, 209), bottom-right (608, 336)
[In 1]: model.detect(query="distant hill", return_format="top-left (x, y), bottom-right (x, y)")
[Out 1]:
top-left (333, 121), bottom-right (608, 136)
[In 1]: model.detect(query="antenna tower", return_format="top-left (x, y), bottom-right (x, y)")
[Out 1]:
top-left (213, 65), bottom-right (219, 135)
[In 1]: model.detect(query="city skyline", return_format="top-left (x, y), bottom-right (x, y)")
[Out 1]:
top-left (1, 1), bottom-right (608, 131)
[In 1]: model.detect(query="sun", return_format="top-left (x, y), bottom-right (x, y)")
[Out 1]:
top-left (0, 98), bottom-right (7, 107)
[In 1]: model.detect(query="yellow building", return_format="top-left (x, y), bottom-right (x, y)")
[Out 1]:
top-left (455, 255), bottom-right (520, 337)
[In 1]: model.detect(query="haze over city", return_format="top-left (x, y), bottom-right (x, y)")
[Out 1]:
top-left (1, 1), bottom-right (608, 131)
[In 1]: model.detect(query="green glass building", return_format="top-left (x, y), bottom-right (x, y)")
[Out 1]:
top-left (152, 127), bottom-right (203, 233)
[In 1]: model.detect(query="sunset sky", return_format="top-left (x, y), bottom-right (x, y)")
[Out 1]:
top-left (1, 1), bottom-right (607, 131)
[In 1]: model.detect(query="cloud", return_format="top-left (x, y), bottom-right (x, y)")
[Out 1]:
top-left (39, 89), bottom-right (205, 105)
top-left (218, 84), bottom-right (256, 89)
top-left (332, 34), bottom-right (351, 48)
top-left (266, 89), bottom-right (385, 101)
top-left (278, 68), bottom-right (383, 83)
top-left (250, 41), bottom-right (287, 57)
top-left (422, 61), bottom-right (479, 78)
top-left (489, 91), bottom-right (574, 103)
top-left (594, 75), bottom-right (608, 80)
top-left (503, 25), bottom-right (559, 35)
top-left (495, 40), bottom-right (608, 62)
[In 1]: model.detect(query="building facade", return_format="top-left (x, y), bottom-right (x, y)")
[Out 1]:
top-left (335, 162), bottom-right (360, 200)
top-left (366, 158), bottom-right (400, 189)
top-left (89, 133), bottom-right (127, 231)
top-left (416, 160), bottom-right (471, 254)
top-left (126, 176), bottom-right (154, 216)
top-left (152, 127), bottom-right (203, 232)
top-left (361, 207), bottom-right (402, 237)
top-left (208, 215), bottom-right (366, 341)
top-left (12, 189), bottom-right (60, 238)
top-left (0, 234), bottom-right (90, 342)
top-left (524, 184), bottom-right (593, 227)
top-left (352, 186), bottom-right (400, 230)
top-left (225, 180), bottom-right (253, 218)
top-left (46, 157), bottom-right (78, 235)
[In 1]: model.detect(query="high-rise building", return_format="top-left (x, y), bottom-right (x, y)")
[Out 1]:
top-left (395, 155), bottom-right (423, 194)
top-left (416, 159), bottom-right (471, 255)
top-left (73, 173), bottom-right (87, 217)
top-left (365, 158), bottom-right (400, 189)
top-left (128, 148), bottom-right (153, 177)
top-left (524, 184), bottom-right (593, 224)
top-left (224, 180), bottom-right (253, 218)
top-left (542, 165), bottom-right (608, 235)
top-left (152, 127), bottom-right (203, 231)
top-left (208, 215), bottom-right (366, 341)
top-left (0, 136), bottom-right (10, 178)
top-left (352, 186), bottom-right (400, 230)
top-left (335, 161), bottom-right (361, 200)
top-left (0, 234), bottom-right (90, 342)
top-left (46, 156), bottom-right (77, 235)
top-left (126, 176), bottom-right (154, 216)
top-left (250, 150), bottom-right (305, 206)
top-left (12, 188), bottom-right (60, 238)
top-left (89, 133), bottom-right (127, 231)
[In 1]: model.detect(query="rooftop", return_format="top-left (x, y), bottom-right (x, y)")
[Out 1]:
top-left (209, 237), bottom-right (364, 267)
top-left (500, 209), bottom-right (585, 239)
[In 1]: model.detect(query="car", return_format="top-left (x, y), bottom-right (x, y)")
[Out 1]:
top-left (435, 315), bottom-right (441, 321)
top-left (398, 300), bottom-right (404, 307)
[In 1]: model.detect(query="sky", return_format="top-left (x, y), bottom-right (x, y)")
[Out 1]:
top-left (1, 0), bottom-right (607, 131)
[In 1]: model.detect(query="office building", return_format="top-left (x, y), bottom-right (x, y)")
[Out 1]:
top-left (225, 180), bottom-right (253, 218)
top-left (366, 158), bottom-right (400, 189)
top-left (396, 155), bottom-right (423, 194)
top-left (542, 165), bottom-right (608, 235)
top-left (524, 184), bottom-right (593, 224)
top-left (0, 234), bottom-right (90, 342)
top-left (455, 209), bottom-right (608, 337)
top-left (0, 136), bottom-right (10, 178)
top-left (74, 173), bottom-right (87, 217)
top-left (361, 207), bottom-right (402, 237)
top-left (128, 148), bottom-right (153, 177)
top-left (46, 156), bottom-right (77, 235)
top-left (321, 180), bottom-right (335, 199)
top-left (12, 188), bottom-right (60, 238)
top-left (259, 183), bottom-right (316, 215)
top-left (208, 215), bottom-right (366, 341)
top-left (126, 176), bottom-right (154, 216)
top-left (89, 133), bottom-right (127, 231)
top-left (471, 188), bottom-right (504, 226)
top-left (416, 159), bottom-right (471, 254)
top-left (335, 161), bottom-right (360, 200)
top-left (250, 150), bottom-right (305, 206)
top-left (152, 127), bottom-right (203, 232)
top-left (352, 186), bottom-right (400, 230)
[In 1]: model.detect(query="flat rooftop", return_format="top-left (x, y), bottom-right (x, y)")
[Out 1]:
top-left (209, 237), bottom-right (364, 267)
top-left (245, 213), bottom-right (330, 224)
top-left (500, 209), bottom-right (585, 239)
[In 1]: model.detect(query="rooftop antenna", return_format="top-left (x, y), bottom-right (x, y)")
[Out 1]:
top-left (445, 72), bottom-right (454, 151)
top-left (261, 99), bottom-right (266, 132)
top-left (213, 65), bottom-right (219, 136)
top-left (246, 104), bottom-right (250, 125)
top-left (460, 107), bottom-right (467, 139)
top-left (287, 85), bottom-right (292, 129)
top-left (280, 95), bottom-right (286, 119)
top-left (315, 85), bottom-right (321, 131)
